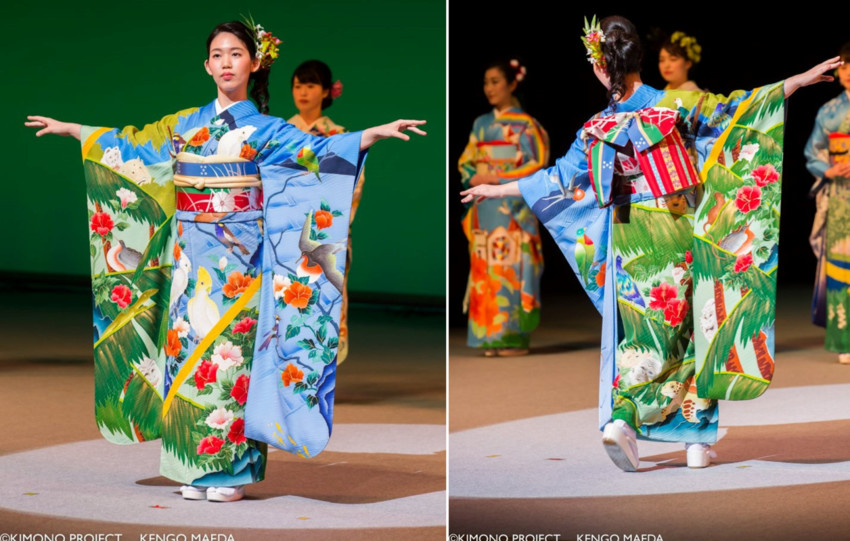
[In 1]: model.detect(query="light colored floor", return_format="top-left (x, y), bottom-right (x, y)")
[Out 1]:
top-left (0, 289), bottom-right (446, 540)
top-left (450, 286), bottom-right (850, 541)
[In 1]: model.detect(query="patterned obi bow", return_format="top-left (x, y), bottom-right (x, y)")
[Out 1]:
top-left (582, 107), bottom-right (701, 207)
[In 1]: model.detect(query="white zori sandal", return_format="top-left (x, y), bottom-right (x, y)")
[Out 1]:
top-left (207, 485), bottom-right (245, 502)
top-left (602, 419), bottom-right (639, 472)
top-left (179, 485), bottom-right (207, 500)
top-left (685, 443), bottom-right (717, 468)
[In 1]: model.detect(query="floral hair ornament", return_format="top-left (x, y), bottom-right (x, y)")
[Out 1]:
top-left (331, 80), bottom-right (343, 99)
top-left (670, 31), bottom-right (701, 64)
top-left (241, 14), bottom-right (282, 70)
top-left (509, 59), bottom-right (527, 82)
top-left (581, 15), bottom-right (606, 69)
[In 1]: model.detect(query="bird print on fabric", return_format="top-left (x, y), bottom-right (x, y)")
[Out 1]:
top-left (575, 228), bottom-right (596, 286)
top-left (187, 266), bottom-right (220, 339)
top-left (296, 147), bottom-right (322, 182)
top-left (615, 255), bottom-right (645, 308)
top-left (298, 211), bottom-right (345, 293)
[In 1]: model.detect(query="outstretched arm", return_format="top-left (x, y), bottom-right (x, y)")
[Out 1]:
top-left (784, 56), bottom-right (844, 98)
top-left (360, 119), bottom-right (426, 150)
top-left (25, 116), bottom-right (81, 140)
top-left (460, 180), bottom-right (521, 204)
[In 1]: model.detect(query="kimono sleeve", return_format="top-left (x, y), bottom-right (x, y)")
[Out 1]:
top-left (660, 83), bottom-right (786, 401)
top-left (517, 126), bottom-right (610, 314)
top-left (81, 107), bottom-right (197, 445)
top-left (245, 122), bottom-right (367, 457)
top-left (458, 127), bottom-right (480, 191)
top-left (804, 106), bottom-right (832, 185)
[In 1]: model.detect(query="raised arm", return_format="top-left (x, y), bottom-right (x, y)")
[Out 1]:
top-left (359, 119), bottom-right (426, 150)
top-left (784, 56), bottom-right (844, 98)
top-left (25, 116), bottom-right (82, 140)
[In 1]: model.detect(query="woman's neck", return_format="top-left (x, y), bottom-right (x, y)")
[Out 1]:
top-left (217, 89), bottom-right (248, 109)
top-left (665, 79), bottom-right (689, 90)
top-left (618, 73), bottom-right (644, 102)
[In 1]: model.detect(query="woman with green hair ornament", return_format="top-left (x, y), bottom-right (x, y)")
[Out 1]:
top-left (463, 14), bottom-right (840, 472)
top-left (26, 19), bottom-right (425, 501)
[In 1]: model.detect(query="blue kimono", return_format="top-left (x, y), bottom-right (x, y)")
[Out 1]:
top-left (81, 99), bottom-right (365, 485)
top-left (518, 83), bottom-right (786, 443)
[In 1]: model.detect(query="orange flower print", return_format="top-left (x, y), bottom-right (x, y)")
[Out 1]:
top-left (239, 144), bottom-right (258, 160)
top-left (178, 221), bottom-right (183, 236)
top-left (521, 291), bottom-right (538, 312)
top-left (595, 262), bottom-right (607, 287)
top-left (314, 210), bottom-right (333, 229)
top-left (493, 265), bottom-right (520, 289)
top-left (283, 281), bottom-right (313, 309)
top-left (165, 329), bottom-right (182, 356)
top-left (187, 127), bottom-right (210, 147)
top-left (173, 243), bottom-right (182, 261)
top-left (281, 363), bottom-right (304, 387)
top-left (222, 271), bottom-right (255, 298)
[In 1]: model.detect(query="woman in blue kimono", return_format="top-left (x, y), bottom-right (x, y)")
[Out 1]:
top-left (805, 41), bottom-right (850, 364)
top-left (27, 20), bottom-right (425, 502)
top-left (462, 15), bottom-right (840, 472)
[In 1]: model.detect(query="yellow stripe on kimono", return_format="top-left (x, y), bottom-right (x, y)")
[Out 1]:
top-left (517, 82), bottom-right (785, 443)
top-left (82, 99), bottom-right (366, 486)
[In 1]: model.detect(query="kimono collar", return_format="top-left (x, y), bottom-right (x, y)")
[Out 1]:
top-left (493, 106), bottom-right (522, 118)
top-left (206, 99), bottom-right (260, 122)
top-left (612, 84), bottom-right (662, 113)
top-left (288, 114), bottom-right (329, 132)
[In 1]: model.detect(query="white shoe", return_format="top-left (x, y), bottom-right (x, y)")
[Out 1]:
top-left (206, 485), bottom-right (245, 502)
top-left (179, 485), bottom-right (206, 500)
top-left (685, 443), bottom-right (717, 468)
top-left (602, 420), bottom-right (639, 472)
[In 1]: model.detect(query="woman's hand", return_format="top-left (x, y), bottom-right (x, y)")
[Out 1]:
top-left (25, 116), bottom-right (81, 140)
top-left (468, 173), bottom-right (501, 187)
top-left (784, 57), bottom-right (844, 98)
top-left (825, 162), bottom-right (850, 180)
top-left (360, 119), bottom-right (427, 150)
top-left (460, 181), bottom-right (521, 204)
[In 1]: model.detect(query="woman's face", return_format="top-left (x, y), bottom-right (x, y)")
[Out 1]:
top-left (658, 48), bottom-right (692, 86)
top-left (838, 60), bottom-right (850, 91)
top-left (483, 67), bottom-right (516, 110)
top-left (204, 32), bottom-right (259, 96)
top-left (292, 76), bottom-right (329, 115)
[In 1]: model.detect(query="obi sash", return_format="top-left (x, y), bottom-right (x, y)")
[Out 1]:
top-left (174, 153), bottom-right (263, 212)
top-left (829, 133), bottom-right (850, 165)
top-left (583, 107), bottom-right (701, 207)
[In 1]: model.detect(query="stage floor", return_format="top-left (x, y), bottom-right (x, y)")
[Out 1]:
top-left (450, 286), bottom-right (850, 541)
top-left (0, 288), bottom-right (446, 540)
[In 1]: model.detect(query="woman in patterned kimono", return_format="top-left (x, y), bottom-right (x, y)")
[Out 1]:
top-left (658, 31), bottom-right (703, 92)
top-left (805, 42), bottom-right (850, 364)
top-left (26, 20), bottom-right (425, 501)
top-left (288, 60), bottom-right (363, 364)
top-left (458, 58), bottom-right (549, 357)
top-left (462, 15), bottom-right (840, 471)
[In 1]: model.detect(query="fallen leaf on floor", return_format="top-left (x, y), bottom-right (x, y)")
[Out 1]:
top-left (545, 458), bottom-right (565, 461)
top-left (486, 454), bottom-right (500, 458)
top-left (150, 505), bottom-right (170, 509)
top-left (297, 517), bottom-right (310, 521)
top-left (737, 465), bottom-right (752, 469)
top-left (22, 492), bottom-right (38, 496)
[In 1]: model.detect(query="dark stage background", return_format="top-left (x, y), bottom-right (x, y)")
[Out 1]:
top-left (449, 6), bottom-right (847, 327)
top-left (3, 0), bottom-right (445, 301)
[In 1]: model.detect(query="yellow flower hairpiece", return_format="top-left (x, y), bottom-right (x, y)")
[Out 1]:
top-left (670, 31), bottom-right (701, 64)
top-left (242, 14), bottom-right (282, 70)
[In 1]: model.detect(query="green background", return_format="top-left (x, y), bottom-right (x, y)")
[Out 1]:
top-left (2, 0), bottom-right (445, 299)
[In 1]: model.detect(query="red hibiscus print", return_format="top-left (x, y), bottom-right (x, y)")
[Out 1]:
top-left (613, 373), bottom-right (620, 389)
top-left (91, 212), bottom-right (114, 237)
top-left (664, 298), bottom-right (689, 327)
top-left (230, 374), bottom-right (250, 405)
top-left (110, 284), bottom-right (132, 308)
top-left (233, 317), bottom-right (257, 335)
top-left (239, 144), bottom-right (258, 161)
top-left (752, 164), bottom-right (779, 187)
top-left (314, 210), bottom-right (333, 229)
top-left (187, 127), bottom-right (210, 147)
top-left (649, 282), bottom-right (678, 311)
top-left (735, 185), bottom-right (762, 214)
top-left (194, 359), bottom-right (218, 390)
top-left (734, 253), bottom-right (753, 273)
top-left (164, 329), bottom-right (181, 356)
top-left (227, 418), bottom-right (246, 445)
top-left (196, 435), bottom-right (224, 455)
top-left (685, 251), bottom-right (693, 265)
